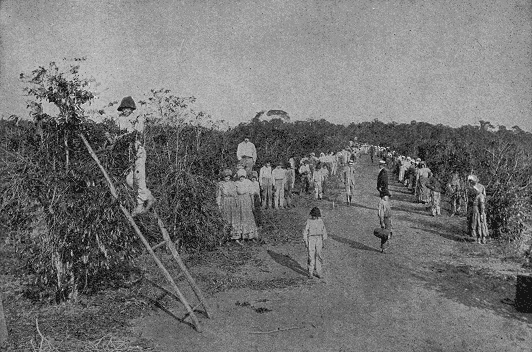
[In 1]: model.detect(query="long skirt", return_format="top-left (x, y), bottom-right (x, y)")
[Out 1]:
top-left (418, 177), bottom-right (430, 203)
top-left (468, 207), bottom-right (488, 240)
top-left (220, 196), bottom-right (238, 236)
top-left (235, 194), bottom-right (258, 240)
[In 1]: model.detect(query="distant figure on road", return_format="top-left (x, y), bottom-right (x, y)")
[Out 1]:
top-left (416, 162), bottom-right (432, 204)
top-left (344, 160), bottom-right (356, 205)
top-left (312, 163), bottom-right (325, 200)
top-left (298, 160), bottom-right (311, 194)
top-left (236, 137), bottom-right (257, 176)
top-left (376, 190), bottom-right (393, 253)
top-left (284, 161), bottom-right (296, 208)
top-left (467, 175), bottom-right (488, 244)
top-left (303, 207), bottom-right (328, 279)
top-left (448, 171), bottom-right (463, 217)
top-left (426, 171), bottom-right (444, 216)
top-left (377, 160), bottom-right (389, 197)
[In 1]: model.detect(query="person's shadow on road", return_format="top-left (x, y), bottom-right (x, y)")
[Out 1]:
top-left (267, 250), bottom-right (309, 277)
top-left (330, 234), bottom-right (381, 253)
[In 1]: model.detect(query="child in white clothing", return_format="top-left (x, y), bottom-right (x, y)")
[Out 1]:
top-left (303, 207), bottom-right (328, 279)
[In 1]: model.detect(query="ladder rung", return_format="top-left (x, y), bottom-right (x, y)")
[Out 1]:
top-left (191, 302), bottom-right (203, 312)
top-left (151, 240), bottom-right (167, 251)
top-left (184, 302), bottom-right (204, 318)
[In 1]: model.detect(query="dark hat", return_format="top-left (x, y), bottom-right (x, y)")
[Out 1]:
top-left (117, 96), bottom-right (136, 111)
top-left (380, 190), bottom-right (391, 198)
top-left (310, 207), bottom-right (321, 217)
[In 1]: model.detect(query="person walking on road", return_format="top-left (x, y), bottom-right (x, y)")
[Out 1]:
top-left (236, 137), bottom-right (257, 176)
top-left (377, 160), bottom-right (389, 197)
top-left (376, 190), bottom-right (393, 253)
top-left (344, 160), bottom-right (356, 205)
top-left (303, 207), bottom-right (328, 279)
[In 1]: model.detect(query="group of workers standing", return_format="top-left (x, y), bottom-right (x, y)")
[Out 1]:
top-left (217, 138), bottom-right (365, 244)
top-left (372, 146), bottom-right (490, 245)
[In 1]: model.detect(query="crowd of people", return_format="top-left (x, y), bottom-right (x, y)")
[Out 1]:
top-left (216, 137), bottom-right (366, 245)
top-left (370, 145), bottom-right (489, 245)
top-left (106, 96), bottom-right (489, 267)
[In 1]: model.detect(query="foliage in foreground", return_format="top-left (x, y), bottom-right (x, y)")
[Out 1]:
top-left (1, 63), bottom-right (227, 301)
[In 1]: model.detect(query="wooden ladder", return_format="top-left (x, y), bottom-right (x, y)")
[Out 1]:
top-left (80, 134), bottom-right (211, 332)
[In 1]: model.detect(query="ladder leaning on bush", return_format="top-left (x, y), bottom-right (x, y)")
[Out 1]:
top-left (79, 134), bottom-right (211, 332)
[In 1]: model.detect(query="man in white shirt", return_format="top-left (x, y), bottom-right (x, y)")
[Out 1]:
top-left (272, 163), bottom-right (286, 209)
top-left (259, 161), bottom-right (273, 209)
top-left (236, 137), bottom-right (257, 176)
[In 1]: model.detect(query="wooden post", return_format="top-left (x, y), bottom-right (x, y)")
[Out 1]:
top-left (0, 292), bottom-right (8, 347)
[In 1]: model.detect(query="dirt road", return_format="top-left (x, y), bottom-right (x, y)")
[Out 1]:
top-left (133, 156), bottom-right (532, 351)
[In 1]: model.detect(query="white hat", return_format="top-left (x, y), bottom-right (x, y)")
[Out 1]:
top-left (379, 160), bottom-right (386, 164)
top-left (237, 169), bottom-right (247, 178)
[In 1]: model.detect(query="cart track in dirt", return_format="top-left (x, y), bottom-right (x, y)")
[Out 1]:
top-left (133, 156), bottom-right (532, 352)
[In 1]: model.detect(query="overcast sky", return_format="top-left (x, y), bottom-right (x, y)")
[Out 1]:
top-left (1, 0), bottom-right (531, 130)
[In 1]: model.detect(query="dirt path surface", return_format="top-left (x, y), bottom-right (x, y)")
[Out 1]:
top-left (132, 156), bottom-right (532, 352)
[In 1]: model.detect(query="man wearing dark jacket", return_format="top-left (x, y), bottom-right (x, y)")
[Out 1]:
top-left (377, 160), bottom-right (389, 197)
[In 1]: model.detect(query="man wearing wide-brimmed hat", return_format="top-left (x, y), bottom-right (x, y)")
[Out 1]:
top-left (115, 96), bottom-right (156, 216)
